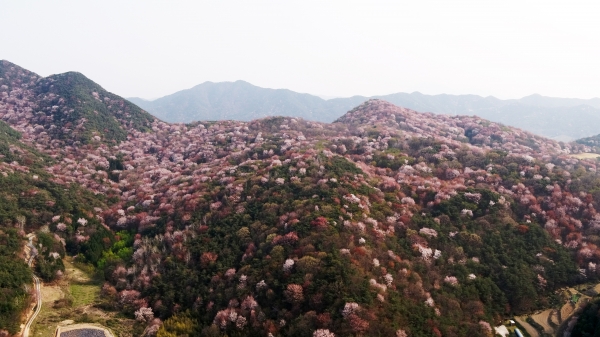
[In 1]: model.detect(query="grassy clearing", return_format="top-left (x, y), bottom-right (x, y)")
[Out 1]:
top-left (30, 257), bottom-right (139, 337)
top-left (70, 284), bottom-right (99, 307)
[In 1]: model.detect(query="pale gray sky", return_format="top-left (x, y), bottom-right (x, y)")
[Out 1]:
top-left (2, 0), bottom-right (599, 100)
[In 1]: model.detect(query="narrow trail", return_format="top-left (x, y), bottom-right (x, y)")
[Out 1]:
top-left (22, 236), bottom-right (41, 337)
top-left (22, 274), bottom-right (41, 337)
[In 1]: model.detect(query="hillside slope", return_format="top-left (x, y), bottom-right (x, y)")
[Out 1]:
top-left (0, 119), bottom-right (110, 335)
top-left (66, 98), bottom-right (600, 336)
top-left (0, 60), bottom-right (156, 335)
top-left (99, 100), bottom-right (600, 336)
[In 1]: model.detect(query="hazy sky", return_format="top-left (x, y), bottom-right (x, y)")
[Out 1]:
top-left (2, 1), bottom-right (599, 100)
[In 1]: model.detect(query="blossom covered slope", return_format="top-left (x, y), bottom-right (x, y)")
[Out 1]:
top-left (2, 61), bottom-right (600, 336)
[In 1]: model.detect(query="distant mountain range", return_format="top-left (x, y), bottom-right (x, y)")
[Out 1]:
top-left (129, 81), bottom-right (600, 141)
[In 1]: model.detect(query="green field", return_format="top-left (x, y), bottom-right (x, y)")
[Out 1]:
top-left (70, 284), bottom-right (100, 307)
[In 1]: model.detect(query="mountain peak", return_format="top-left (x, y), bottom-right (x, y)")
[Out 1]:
top-left (0, 60), bottom-right (155, 147)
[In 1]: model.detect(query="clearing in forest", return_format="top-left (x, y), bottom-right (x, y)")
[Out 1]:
top-left (30, 257), bottom-right (136, 337)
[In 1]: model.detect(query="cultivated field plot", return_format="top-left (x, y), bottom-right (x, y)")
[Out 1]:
top-left (523, 283), bottom-right (600, 337)
top-left (530, 310), bottom-right (555, 335)
top-left (515, 316), bottom-right (539, 337)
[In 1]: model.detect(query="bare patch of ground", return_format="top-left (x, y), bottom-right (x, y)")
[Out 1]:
top-left (570, 153), bottom-right (600, 159)
top-left (549, 310), bottom-right (560, 327)
top-left (583, 288), bottom-right (598, 297)
top-left (63, 259), bottom-right (92, 283)
top-left (41, 284), bottom-right (64, 303)
top-left (515, 316), bottom-right (539, 337)
top-left (560, 303), bottom-right (575, 321)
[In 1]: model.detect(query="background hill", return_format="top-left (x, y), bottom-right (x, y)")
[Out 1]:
top-left (131, 82), bottom-right (600, 141)
top-left (129, 80), bottom-right (343, 123)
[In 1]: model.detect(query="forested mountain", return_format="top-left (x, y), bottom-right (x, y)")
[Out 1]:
top-left (0, 61), bottom-right (154, 147)
top-left (129, 80), bottom-right (347, 123)
top-left (0, 60), bottom-right (151, 335)
top-left (3, 60), bottom-right (600, 336)
top-left (130, 82), bottom-right (600, 141)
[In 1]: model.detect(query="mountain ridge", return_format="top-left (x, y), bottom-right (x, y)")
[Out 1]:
top-left (129, 81), bottom-right (600, 141)
top-left (0, 59), bottom-right (155, 147)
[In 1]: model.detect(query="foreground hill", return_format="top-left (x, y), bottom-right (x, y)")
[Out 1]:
top-left (131, 81), bottom-right (600, 140)
top-left (0, 119), bottom-right (109, 335)
top-left (0, 60), bottom-right (155, 335)
top-left (3, 60), bottom-right (600, 336)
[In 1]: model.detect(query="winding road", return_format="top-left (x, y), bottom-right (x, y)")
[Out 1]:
top-left (22, 237), bottom-right (41, 337)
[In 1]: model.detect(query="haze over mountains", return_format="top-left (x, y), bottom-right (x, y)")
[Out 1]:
top-left (129, 81), bottom-right (600, 142)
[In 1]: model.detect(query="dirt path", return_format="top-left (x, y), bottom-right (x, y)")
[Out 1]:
top-left (515, 316), bottom-right (539, 337)
top-left (22, 274), bottom-right (41, 337)
top-left (23, 235), bottom-right (41, 337)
